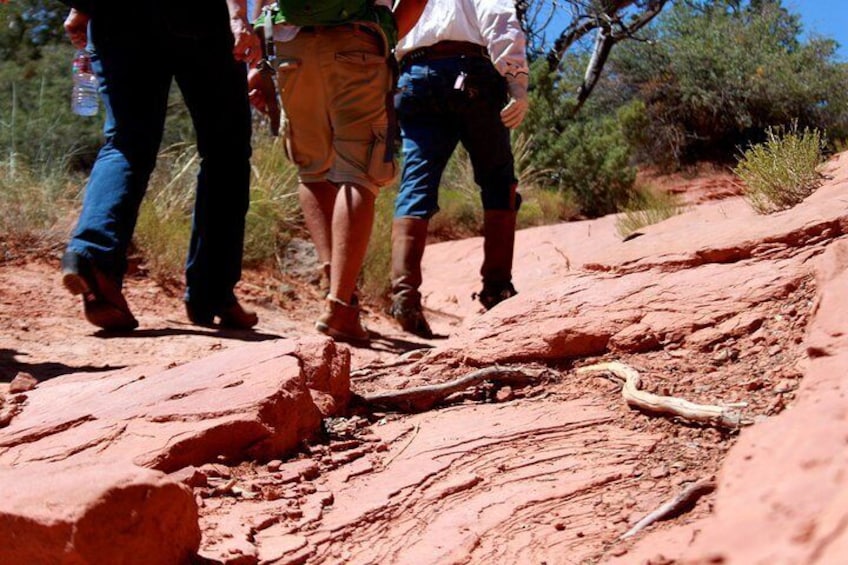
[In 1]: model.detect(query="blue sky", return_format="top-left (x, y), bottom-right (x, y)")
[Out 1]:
top-left (789, 0), bottom-right (848, 60)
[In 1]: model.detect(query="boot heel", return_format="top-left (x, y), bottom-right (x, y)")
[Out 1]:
top-left (61, 251), bottom-right (91, 295)
top-left (62, 272), bottom-right (90, 296)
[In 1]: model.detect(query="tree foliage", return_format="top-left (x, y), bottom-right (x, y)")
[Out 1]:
top-left (606, 0), bottom-right (848, 166)
top-left (0, 0), bottom-right (67, 62)
top-left (0, 0), bottom-right (198, 172)
top-left (521, 59), bottom-right (637, 217)
top-left (519, 0), bottom-right (848, 219)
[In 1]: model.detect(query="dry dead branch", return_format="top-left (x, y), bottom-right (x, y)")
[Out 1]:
top-left (350, 348), bottom-right (429, 381)
top-left (359, 366), bottom-right (545, 413)
top-left (576, 361), bottom-right (749, 429)
top-left (620, 477), bottom-right (717, 539)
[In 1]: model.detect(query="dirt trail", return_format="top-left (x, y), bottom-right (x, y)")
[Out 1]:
top-left (2, 155), bottom-right (847, 564)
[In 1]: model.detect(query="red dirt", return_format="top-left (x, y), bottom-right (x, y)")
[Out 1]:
top-left (2, 158), bottom-right (847, 564)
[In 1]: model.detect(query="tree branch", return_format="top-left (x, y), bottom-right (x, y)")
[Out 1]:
top-left (358, 366), bottom-right (545, 413)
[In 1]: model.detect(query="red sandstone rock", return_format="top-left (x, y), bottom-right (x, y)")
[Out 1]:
top-left (8, 371), bottom-right (37, 393)
top-left (2, 152), bottom-right (848, 564)
top-left (0, 462), bottom-right (199, 564)
top-left (0, 338), bottom-right (344, 471)
top-left (609, 239), bottom-right (848, 565)
top-left (294, 336), bottom-right (351, 415)
top-left (0, 337), bottom-right (348, 563)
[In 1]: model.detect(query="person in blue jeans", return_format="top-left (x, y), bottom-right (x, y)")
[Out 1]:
top-left (389, 0), bottom-right (530, 338)
top-left (59, 1), bottom-right (261, 331)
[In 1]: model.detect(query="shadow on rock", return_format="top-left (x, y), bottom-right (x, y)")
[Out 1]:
top-left (366, 331), bottom-right (439, 354)
top-left (92, 327), bottom-right (286, 342)
top-left (0, 348), bottom-right (124, 382)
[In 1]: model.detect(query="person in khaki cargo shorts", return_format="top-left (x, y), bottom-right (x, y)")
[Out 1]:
top-left (248, 0), bottom-right (425, 345)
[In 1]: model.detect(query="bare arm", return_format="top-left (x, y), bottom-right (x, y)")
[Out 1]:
top-left (393, 0), bottom-right (427, 40)
top-left (225, 0), bottom-right (261, 65)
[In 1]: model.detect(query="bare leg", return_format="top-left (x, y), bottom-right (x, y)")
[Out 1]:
top-left (299, 180), bottom-right (337, 268)
top-left (331, 183), bottom-right (375, 303)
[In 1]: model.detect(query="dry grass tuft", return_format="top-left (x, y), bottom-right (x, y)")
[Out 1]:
top-left (734, 123), bottom-right (825, 214)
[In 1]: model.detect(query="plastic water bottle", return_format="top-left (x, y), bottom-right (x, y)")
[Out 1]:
top-left (71, 49), bottom-right (99, 117)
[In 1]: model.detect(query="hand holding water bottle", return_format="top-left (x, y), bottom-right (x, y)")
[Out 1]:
top-left (71, 49), bottom-right (99, 117)
top-left (64, 8), bottom-right (89, 49)
top-left (65, 9), bottom-right (98, 117)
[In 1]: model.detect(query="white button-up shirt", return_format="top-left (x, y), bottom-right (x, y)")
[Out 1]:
top-left (395, 0), bottom-right (529, 79)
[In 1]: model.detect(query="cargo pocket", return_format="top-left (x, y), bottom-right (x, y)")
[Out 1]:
top-left (275, 58), bottom-right (301, 96)
top-left (367, 124), bottom-right (397, 186)
top-left (335, 50), bottom-right (386, 87)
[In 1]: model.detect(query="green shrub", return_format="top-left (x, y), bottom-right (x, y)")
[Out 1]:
top-left (734, 123), bottom-right (825, 214)
top-left (548, 114), bottom-right (637, 217)
top-left (0, 161), bottom-right (81, 256)
top-left (518, 186), bottom-right (580, 228)
top-left (133, 144), bottom-right (196, 282)
top-left (426, 147), bottom-right (484, 240)
top-left (615, 186), bottom-right (686, 239)
top-left (0, 44), bottom-right (104, 172)
top-left (134, 198), bottom-right (191, 283)
top-left (133, 136), bottom-right (304, 282)
top-left (521, 61), bottom-right (638, 217)
top-left (0, 41), bottom-right (196, 173)
top-left (608, 2), bottom-right (848, 167)
top-left (243, 135), bottom-right (301, 267)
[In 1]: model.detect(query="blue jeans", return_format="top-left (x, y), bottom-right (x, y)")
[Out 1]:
top-left (393, 55), bottom-right (518, 219)
top-left (66, 5), bottom-right (252, 310)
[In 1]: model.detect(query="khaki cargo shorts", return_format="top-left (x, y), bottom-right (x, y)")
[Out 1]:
top-left (274, 23), bottom-right (396, 194)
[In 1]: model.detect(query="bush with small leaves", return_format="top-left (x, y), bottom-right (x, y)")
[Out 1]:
top-left (734, 123), bottom-right (825, 214)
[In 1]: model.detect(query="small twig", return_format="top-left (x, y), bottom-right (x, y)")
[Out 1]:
top-left (350, 349), bottom-right (429, 380)
top-left (383, 423), bottom-right (420, 467)
top-left (620, 478), bottom-right (716, 539)
top-left (360, 366), bottom-right (544, 413)
top-left (577, 362), bottom-right (750, 430)
top-left (209, 478), bottom-right (238, 497)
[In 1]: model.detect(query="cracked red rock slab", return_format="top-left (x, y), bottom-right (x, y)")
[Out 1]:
top-left (2, 153), bottom-right (848, 563)
top-left (0, 337), bottom-right (349, 563)
top-left (197, 398), bottom-right (661, 564)
top-left (608, 240), bottom-right (848, 564)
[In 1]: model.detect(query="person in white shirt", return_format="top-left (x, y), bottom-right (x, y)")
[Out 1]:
top-left (389, 0), bottom-right (530, 338)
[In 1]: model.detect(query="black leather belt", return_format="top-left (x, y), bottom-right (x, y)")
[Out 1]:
top-left (400, 40), bottom-right (489, 68)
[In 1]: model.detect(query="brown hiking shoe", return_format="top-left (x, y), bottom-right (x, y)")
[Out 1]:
top-left (61, 251), bottom-right (139, 332)
top-left (185, 299), bottom-right (258, 329)
top-left (218, 301), bottom-right (259, 329)
top-left (315, 295), bottom-right (370, 345)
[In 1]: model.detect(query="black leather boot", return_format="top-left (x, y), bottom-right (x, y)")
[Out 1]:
top-left (477, 209), bottom-right (518, 310)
